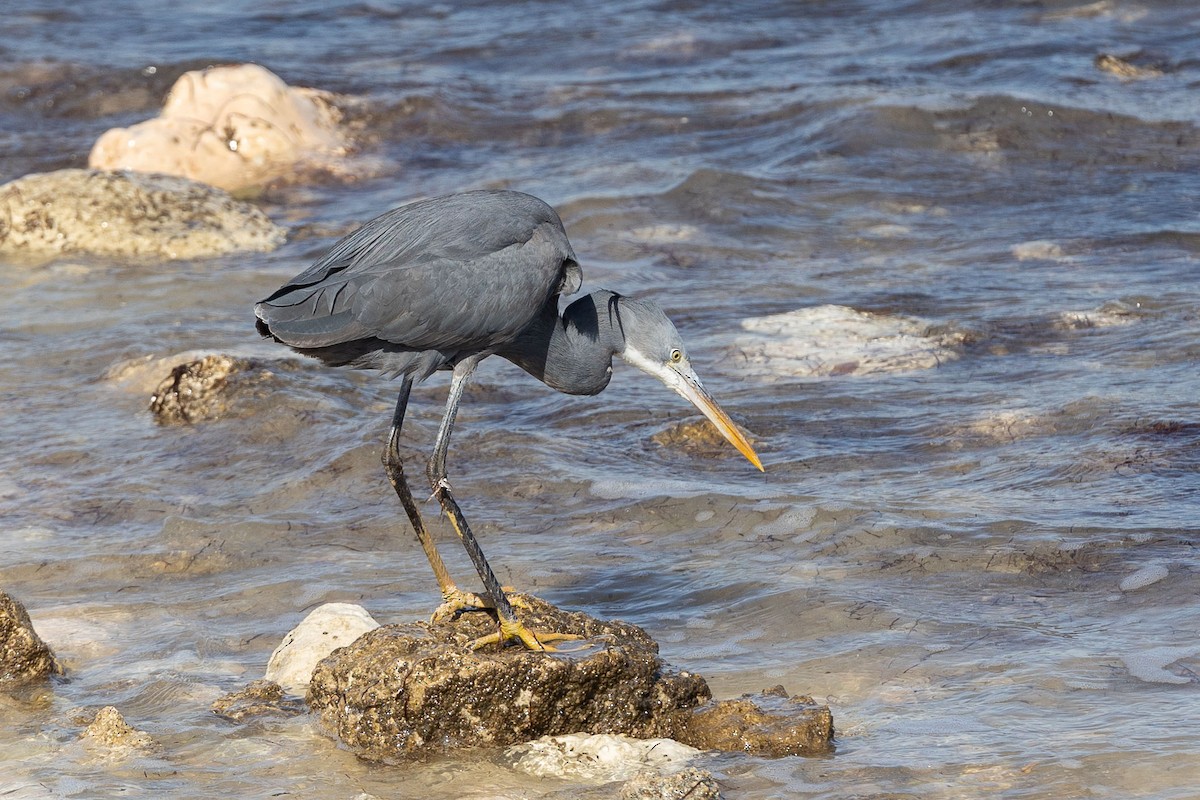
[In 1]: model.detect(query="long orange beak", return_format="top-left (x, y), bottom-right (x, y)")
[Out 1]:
top-left (672, 367), bottom-right (764, 471)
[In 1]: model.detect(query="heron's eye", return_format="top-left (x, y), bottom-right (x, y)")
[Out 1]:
top-left (669, 348), bottom-right (683, 363)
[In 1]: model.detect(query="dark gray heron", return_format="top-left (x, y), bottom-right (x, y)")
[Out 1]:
top-left (255, 190), bottom-right (762, 651)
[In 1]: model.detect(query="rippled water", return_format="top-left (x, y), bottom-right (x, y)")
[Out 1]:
top-left (4, 1), bottom-right (1200, 797)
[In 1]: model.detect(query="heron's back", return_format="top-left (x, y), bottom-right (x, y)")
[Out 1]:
top-left (255, 190), bottom-right (582, 379)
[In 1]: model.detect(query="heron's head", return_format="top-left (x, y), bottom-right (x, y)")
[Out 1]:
top-left (614, 297), bottom-right (763, 471)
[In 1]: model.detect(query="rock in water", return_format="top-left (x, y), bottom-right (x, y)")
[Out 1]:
top-left (89, 63), bottom-right (352, 194)
top-left (620, 767), bottom-right (723, 800)
top-left (307, 595), bottom-right (711, 760)
top-left (306, 596), bottom-right (835, 760)
top-left (0, 169), bottom-right (285, 260)
top-left (81, 706), bottom-right (153, 749)
top-left (265, 603), bottom-right (380, 695)
top-left (0, 590), bottom-right (63, 685)
top-left (148, 354), bottom-right (286, 425)
top-left (211, 679), bottom-right (307, 722)
top-left (677, 687), bottom-right (834, 757)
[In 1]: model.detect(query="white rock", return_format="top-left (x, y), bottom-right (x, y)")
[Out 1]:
top-left (266, 603), bottom-right (379, 695)
top-left (89, 64), bottom-right (351, 193)
top-left (732, 304), bottom-right (962, 380)
top-left (507, 733), bottom-right (699, 783)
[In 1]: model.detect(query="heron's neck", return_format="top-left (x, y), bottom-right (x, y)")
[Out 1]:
top-left (500, 290), bottom-right (625, 396)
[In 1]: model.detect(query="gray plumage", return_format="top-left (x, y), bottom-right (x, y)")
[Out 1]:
top-left (254, 189), bottom-right (760, 651)
top-left (256, 189), bottom-right (669, 394)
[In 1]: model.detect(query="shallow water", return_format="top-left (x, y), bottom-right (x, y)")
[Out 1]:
top-left (3, 1), bottom-right (1200, 797)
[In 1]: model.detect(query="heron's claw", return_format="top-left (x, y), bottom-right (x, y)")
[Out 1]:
top-left (471, 618), bottom-right (581, 652)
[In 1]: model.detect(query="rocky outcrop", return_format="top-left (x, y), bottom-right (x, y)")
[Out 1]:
top-left (0, 169), bottom-right (285, 259)
top-left (0, 590), bottom-right (62, 685)
top-left (306, 594), bottom-right (833, 761)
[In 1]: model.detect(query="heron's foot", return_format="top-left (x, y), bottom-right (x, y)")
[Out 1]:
top-left (471, 617), bottom-right (582, 652)
top-left (430, 586), bottom-right (533, 623)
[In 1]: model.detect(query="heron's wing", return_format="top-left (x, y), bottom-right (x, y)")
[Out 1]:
top-left (360, 221), bottom-right (577, 351)
top-left (256, 200), bottom-right (580, 352)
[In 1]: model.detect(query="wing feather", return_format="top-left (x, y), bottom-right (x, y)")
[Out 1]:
top-left (255, 191), bottom-right (582, 358)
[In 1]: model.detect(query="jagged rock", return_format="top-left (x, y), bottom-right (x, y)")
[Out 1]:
top-left (0, 590), bottom-right (62, 685)
top-left (89, 63), bottom-right (354, 193)
top-left (212, 679), bottom-right (307, 721)
top-left (674, 687), bottom-right (833, 757)
top-left (0, 169), bottom-right (285, 260)
top-left (149, 354), bottom-right (282, 424)
top-left (620, 767), bottom-right (723, 800)
top-left (306, 596), bottom-right (834, 761)
top-left (265, 603), bottom-right (380, 695)
top-left (80, 706), bottom-right (153, 749)
top-left (306, 594), bottom-right (711, 761)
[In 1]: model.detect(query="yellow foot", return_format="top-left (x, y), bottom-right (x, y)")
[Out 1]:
top-left (470, 618), bottom-right (581, 652)
top-left (430, 586), bottom-right (533, 623)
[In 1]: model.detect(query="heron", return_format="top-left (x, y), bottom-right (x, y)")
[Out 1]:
top-left (255, 190), bottom-right (762, 651)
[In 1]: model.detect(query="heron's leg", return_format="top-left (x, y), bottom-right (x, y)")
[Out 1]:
top-left (427, 359), bottom-right (579, 652)
top-left (383, 378), bottom-right (493, 616)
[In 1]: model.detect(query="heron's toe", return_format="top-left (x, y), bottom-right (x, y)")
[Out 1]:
top-left (470, 618), bottom-right (582, 652)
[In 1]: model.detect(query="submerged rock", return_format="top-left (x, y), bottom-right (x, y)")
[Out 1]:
top-left (676, 688), bottom-right (834, 757)
top-left (620, 767), bottom-right (723, 800)
top-left (651, 417), bottom-right (757, 462)
top-left (265, 603), bottom-right (380, 695)
top-left (507, 732), bottom-right (700, 782)
top-left (212, 679), bottom-right (307, 722)
top-left (306, 595), bottom-right (833, 761)
top-left (149, 354), bottom-right (285, 424)
top-left (0, 169), bottom-right (285, 259)
top-left (733, 305), bottom-right (965, 380)
top-left (0, 590), bottom-right (63, 685)
top-left (89, 63), bottom-right (353, 194)
top-left (1095, 52), bottom-right (1167, 80)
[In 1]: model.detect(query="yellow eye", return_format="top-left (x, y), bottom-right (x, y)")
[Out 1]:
top-left (669, 349), bottom-right (683, 363)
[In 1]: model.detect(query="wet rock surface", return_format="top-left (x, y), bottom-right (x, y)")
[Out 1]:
top-left (149, 354), bottom-right (287, 425)
top-left (0, 169), bottom-right (285, 259)
top-left (212, 679), bottom-right (307, 722)
top-left (306, 595), bottom-right (832, 761)
top-left (620, 767), bottom-right (723, 800)
top-left (80, 706), bottom-right (153, 749)
top-left (507, 732), bottom-right (700, 782)
top-left (0, 590), bottom-right (62, 685)
top-left (308, 595), bottom-right (709, 760)
top-left (676, 687), bottom-right (834, 757)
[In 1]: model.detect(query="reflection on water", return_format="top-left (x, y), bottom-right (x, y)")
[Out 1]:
top-left (3, 0), bottom-right (1200, 797)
